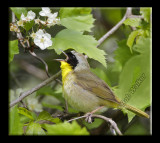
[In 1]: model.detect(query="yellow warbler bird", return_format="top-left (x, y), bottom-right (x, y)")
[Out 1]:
top-left (55, 50), bottom-right (149, 118)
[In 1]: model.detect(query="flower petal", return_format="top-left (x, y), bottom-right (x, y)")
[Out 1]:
top-left (27, 10), bottom-right (36, 20)
top-left (44, 33), bottom-right (51, 39)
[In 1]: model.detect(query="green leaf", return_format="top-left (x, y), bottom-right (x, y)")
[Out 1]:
top-left (9, 105), bottom-right (23, 135)
top-left (114, 40), bottom-right (134, 67)
top-left (10, 7), bottom-right (28, 20)
top-left (140, 8), bottom-right (151, 23)
top-left (9, 40), bottom-right (19, 63)
top-left (127, 30), bottom-right (143, 52)
top-left (133, 37), bottom-right (150, 54)
top-left (36, 111), bottom-right (61, 124)
top-left (59, 8), bottom-right (91, 18)
top-left (26, 121), bottom-right (46, 135)
top-left (24, 20), bottom-right (34, 32)
top-left (123, 18), bottom-right (141, 27)
top-left (59, 8), bottom-right (94, 32)
top-left (18, 107), bottom-right (34, 120)
top-left (42, 121), bottom-right (89, 135)
top-left (115, 37), bottom-right (150, 122)
top-left (60, 15), bottom-right (95, 32)
top-left (49, 29), bottom-right (107, 67)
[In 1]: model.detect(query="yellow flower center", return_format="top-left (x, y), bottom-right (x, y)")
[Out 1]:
top-left (40, 38), bottom-right (45, 43)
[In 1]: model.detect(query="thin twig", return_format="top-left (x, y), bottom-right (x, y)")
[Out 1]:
top-left (92, 114), bottom-right (122, 135)
top-left (97, 7), bottom-right (132, 47)
top-left (9, 71), bottom-right (61, 108)
top-left (84, 8), bottom-right (134, 59)
top-left (67, 114), bottom-right (122, 135)
top-left (28, 50), bottom-right (50, 78)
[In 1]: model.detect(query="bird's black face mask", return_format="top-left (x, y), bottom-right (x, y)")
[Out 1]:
top-left (66, 52), bottom-right (79, 69)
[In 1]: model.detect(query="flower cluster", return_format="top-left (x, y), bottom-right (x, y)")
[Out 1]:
top-left (10, 7), bottom-right (60, 50)
top-left (36, 7), bottom-right (60, 27)
top-left (10, 23), bottom-right (20, 32)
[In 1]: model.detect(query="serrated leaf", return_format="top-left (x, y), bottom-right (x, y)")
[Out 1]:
top-left (24, 20), bottom-right (34, 32)
top-left (59, 8), bottom-right (91, 18)
top-left (18, 107), bottom-right (34, 120)
top-left (59, 8), bottom-right (94, 32)
top-left (9, 105), bottom-right (23, 135)
top-left (140, 8), bottom-right (151, 23)
top-left (10, 7), bottom-right (28, 20)
top-left (42, 121), bottom-right (89, 135)
top-left (127, 30), bottom-right (143, 52)
top-left (60, 15), bottom-right (95, 32)
top-left (36, 111), bottom-right (61, 124)
top-left (49, 29), bottom-right (107, 67)
top-left (114, 37), bottom-right (150, 122)
top-left (9, 40), bottom-right (19, 63)
top-left (123, 18), bottom-right (141, 27)
top-left (26, 121), bottom-right (46, 135)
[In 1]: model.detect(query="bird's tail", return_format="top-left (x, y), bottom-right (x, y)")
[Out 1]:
top-left (121, 103), bottom-right (149, 118)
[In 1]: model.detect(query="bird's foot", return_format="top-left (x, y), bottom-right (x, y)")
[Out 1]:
top-left (84, 106), bottom-right (105, 123)
top-left (85, 113), bottom-right (94, 123)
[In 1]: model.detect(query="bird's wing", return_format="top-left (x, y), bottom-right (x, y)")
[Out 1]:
top-left (74, 70), bottom-right (121, 104)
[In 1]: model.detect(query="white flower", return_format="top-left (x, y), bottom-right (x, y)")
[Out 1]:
top-left (10, 23), bottom-right (20, 32)
top-left (20, 11), bottom-right (36, 22)
top-left (30, 32), bottom-right (37, 39)
top-left (40, 20), bottom-right (46, 25)
top-left (35, 18), bottom-right (41, 24)
top-left (46, 12), bottom-right (60, 27)
top-left (27, 10), bottom-right (36, 20)
top-left (21, 13), bottom-right (26, 21)
top-left (17, 20), bottom-right (24, 27)
top-left (39, 7), bottom-right (51, 17)
top-left (47, 12), bottom-right (58, 23)
top-left (34, 29), bottom-right (52, 50)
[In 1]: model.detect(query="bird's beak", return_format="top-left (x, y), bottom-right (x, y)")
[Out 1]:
top-left (53, 50), bottom-right (69, 62)
top-left (53, 59), bottom-right (65, 62)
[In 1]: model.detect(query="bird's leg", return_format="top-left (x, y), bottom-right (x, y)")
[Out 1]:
top-left (63, 98), bottom-right (68, 113)
top-left (85, 106), bottom-right (104, 123)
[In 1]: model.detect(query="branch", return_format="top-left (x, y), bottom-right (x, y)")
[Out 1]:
top-left (67, 114), bottom-right (122, 135)
top-left (9, 71), bottom-right (61, 108)
top-left (92, 114), bottom-right (122, 135)
top-left (97, 7), bottom-right (132, 47)
top-left (85, 8), bottom-right (134, 59)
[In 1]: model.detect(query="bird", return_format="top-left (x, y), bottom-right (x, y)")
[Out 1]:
top-left (54, 50), bottom-right (149, 119)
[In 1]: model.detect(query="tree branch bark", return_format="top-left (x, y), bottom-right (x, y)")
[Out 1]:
top-left (97, 7), bottom-right (132, 47)
top-left (9, 71), bottom-right (61, 108)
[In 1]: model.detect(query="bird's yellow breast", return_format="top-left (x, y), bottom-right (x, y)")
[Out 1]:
top-left (60, 61), bottom-right (73, 83)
